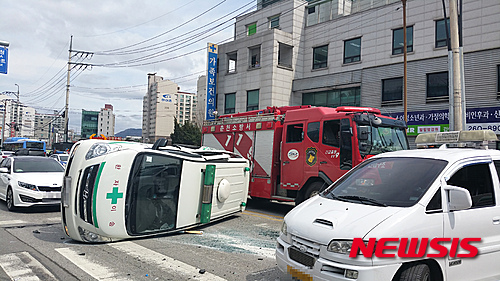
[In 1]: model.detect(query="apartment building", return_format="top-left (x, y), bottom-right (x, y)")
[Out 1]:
top-left (97, 104), bottom-right (116, 137)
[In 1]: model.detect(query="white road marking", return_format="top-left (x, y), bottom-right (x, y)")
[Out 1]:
top-left (0, 219), bottom-right (26, 226)
top-left (110, 241), bottom-right (227, 281)
top-left (0, 252), bottom-right (57, 281)
top-left (55, 247), bottom-right (133, 281)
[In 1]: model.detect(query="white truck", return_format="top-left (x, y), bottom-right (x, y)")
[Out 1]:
top-left (61, 139), bottom-right (250, 243)
top-left (276, 130), bottom-right (500, 281)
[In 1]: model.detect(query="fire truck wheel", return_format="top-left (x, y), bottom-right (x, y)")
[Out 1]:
top-left (398, 263), bottom-right (431, 281)
top-left (297, 181), bottom-right (325, 205)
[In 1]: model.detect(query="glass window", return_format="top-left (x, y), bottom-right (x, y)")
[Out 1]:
top-left (128, 153), bottom-right (182, 234)
top-left (302, 87), bottom-right (360, 107)
top-left (382, 77), bottom-right (403, 103)
top-left (227, 52), bottom-right (237, 73)
top-left (269, 15), bottom-right (280, 29)
top-left (427, 72), bottom-right (449, 100)
top-left (435, 18), bottom-right (450, 48)
top-left (247, 22), bottom-right (257, 36)
top-left (323, 120), bottom-right (340, 147)
top-left (278, 43), bottom-right (293, 68)
top-left (392, 26), bottom-right (413, 55)
top-left (344, 37), bottom-right (361, 64)
top-left (497, 65), bottom-right (500, 95)
top-left (447, 163), bottom-right (495, 208)
top-left (426, 189), bottom-right (442, 212)
top-left (13, 158), bottom-right (64, 173)
top-left (322, 157), bottom-right (448, 207)
top-left (224, 93), bottom-right (236, 114)
top-left (307, 122), bottom-right (320, 142)
top-left (249, 46), bottom-right (261, 68)
top-left (247, 90), bottom-right (259, 111)
top-left (313, 45), bottom-right (328, 69)
top-left (286, 123), bottom-right (304, 143)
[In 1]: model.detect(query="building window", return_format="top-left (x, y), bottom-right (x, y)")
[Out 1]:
top-left (392, 26), bottom-right (413, 55)
top-left (227, 52), bottom-right (237, 73)
top-left (497, 65), bottom-right (500, 97)
top-left (224, 93), bottom-right (236, 114)
top-left (435, 18), bottom-right (450, 48)
top-left (344, 37), bottom-right (361, 64)
top-left (247, 90), bottom-right (259, 111)
top-left (269, 15), bottom-right (280, 29)
top-left (427, 72), bottom-right (449, 101)
top-left (278, 43), bottom-right (293, 68)
top-left (247, 22), bottom-right (257, 36)
top-left (249, 46), bottom-right (261, 68)
top-left (302, 87), bottom-right (361, 107)
top-left (313, 45), bottom-right (328, 69)
top-left (382, 77), bottom-right (403, 104)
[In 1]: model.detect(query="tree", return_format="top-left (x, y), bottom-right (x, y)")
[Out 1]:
top-left (170, 119), bottom-right (201, 146)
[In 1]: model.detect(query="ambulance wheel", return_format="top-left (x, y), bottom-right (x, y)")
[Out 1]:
top-left (398, 263), bottom-right (431, 281)
top-left (296, 181), bottom-right (325, 205)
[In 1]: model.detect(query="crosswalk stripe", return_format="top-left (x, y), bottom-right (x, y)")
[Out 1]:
top-left (0, 219), bottom-right (26, 226)
top-left (110, 241), bottom-right (227, 281)
top-left (0, 252), bottom-right (57, 281)
top-left (55, 247), bottom-right (133, 281)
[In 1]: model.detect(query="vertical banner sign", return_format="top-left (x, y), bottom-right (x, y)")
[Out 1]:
top-left (0, 46), bottom-right (8, 74)
top-left (206, 43), bottom-right (218, 120)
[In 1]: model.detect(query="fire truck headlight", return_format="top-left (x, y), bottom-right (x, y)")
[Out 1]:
top-left (85, 143), bottom-right (122, 160)
top-left (327, 240), bottom-right (353, 254)
top-left (78, 226), bottom-right (112, 243)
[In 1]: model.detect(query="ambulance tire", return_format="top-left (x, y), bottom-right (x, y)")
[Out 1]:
top-left (398, 263), bottom-right (431, 281)
top-left (296, 181), bottom-right (325, 205)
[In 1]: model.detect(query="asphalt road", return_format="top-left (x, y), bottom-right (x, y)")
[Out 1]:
top-left (0, 198), bottom-right (295, 281)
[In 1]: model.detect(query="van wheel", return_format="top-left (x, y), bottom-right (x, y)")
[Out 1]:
top-left (296, 181), bottom-right (325, 205)
top-left (6, 188), bottom-right (16, 211)
top-left (399, 264), bottom-right (431, 281)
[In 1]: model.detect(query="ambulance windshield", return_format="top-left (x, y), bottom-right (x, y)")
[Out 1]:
top-left (126, 153), bottom-right (182, 235)
top-left (322, 157), bottom-right (447, 207)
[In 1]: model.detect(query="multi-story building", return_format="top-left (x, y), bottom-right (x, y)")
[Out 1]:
top-left (214, 0), bottom-right (500, 145)
top-left (81, 110), bottom-right (99, 139)
top-left (34, 112), bottom-right (64, 146)
top-left (196, 75), bottom-right (207, 127)
top-left (98, 104), bottom-right (115, 137)
top-left (142, 74), bottom-right (197, 143)
top-left (0, 95), bottom-right (36, 141)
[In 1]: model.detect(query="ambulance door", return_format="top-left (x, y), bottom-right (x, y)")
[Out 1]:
top-left (281, 122), bottom-right (306, 190)
top-left (443, 161), bottom-right (500, 281)
top-left (317, 119), bottom-right (343, 183)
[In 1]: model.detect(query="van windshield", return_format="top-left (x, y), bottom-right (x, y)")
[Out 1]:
top-left (126, 153), bottom-right (182, 235)
top-left (321, 157), bottom-right (447, 207)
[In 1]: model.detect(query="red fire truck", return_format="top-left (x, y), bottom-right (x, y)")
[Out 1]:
top-left (202, 105), bottom-right (408, 204)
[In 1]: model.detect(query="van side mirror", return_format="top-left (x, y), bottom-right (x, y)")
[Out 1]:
top-left (0, 167), bottom-right (8, 173)
top-left (358, 126), bottom-right (370, 141)
top-left (444, 185), bottom-right (472, 211)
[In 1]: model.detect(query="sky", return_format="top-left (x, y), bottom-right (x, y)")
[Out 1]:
top-left (0, 0), bottom-right (254, 134)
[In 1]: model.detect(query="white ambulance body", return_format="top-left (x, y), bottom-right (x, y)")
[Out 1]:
top-left (61, 139), bottom-right (250, 243)
top-left (276, 130), bottom-right (500, 281)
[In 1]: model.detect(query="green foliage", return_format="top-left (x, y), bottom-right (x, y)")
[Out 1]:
top-left (170, 119), bottom-right (201, 146)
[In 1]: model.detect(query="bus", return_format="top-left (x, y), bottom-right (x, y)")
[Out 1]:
top-left (52, 142), bottom-right (75, 153)
top-left (2, 137), bottom-right (46, 152)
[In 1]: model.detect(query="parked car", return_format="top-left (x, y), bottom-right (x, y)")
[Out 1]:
top-left (0, 156), bottom-right (64, 211)
top-left (1, 151), bottom-right (14, 158)
top-left (50, 153), bottom-right (69, 166)
top-left (13, 148), bottom-right (46, 157)
top-left (276, 130), bottom-right (500, 281)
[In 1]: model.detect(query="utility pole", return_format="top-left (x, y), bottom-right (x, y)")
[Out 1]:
top-left (1, 99), bottom-right (5, 145)
top-left (15, 83), bottom-right (19, 137)
top-left (64, 36), bottom-right (72, 142)
top-left (402, 0), bottom-right (407, 123)
top-left (449, 0), bottom-right (463, 131)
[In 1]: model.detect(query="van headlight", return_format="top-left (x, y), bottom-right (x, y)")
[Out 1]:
top-left (281, 221), bottom-right (287, 236)
top-left (85, 143), bottom-right (122, 160)
top-left (327, 240), bottom-right (353, 254)
top-left (78, 227), bottom-right (112, 243)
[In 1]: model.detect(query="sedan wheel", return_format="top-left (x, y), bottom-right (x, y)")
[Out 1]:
top-left (6, 188), bottom-right (16, 211)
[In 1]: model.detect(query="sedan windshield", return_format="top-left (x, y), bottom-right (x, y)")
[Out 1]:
top-left (14, 158), bottom-right (65, 173)
top-left (322, 157), bottom-right (447, 207)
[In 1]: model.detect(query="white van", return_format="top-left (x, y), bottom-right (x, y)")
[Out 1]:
top-left (276, 130), bottom-right (500, 281)
top-left (61, 139), bottom-right (250, 243)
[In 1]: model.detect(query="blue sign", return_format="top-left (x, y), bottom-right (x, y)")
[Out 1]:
top-left (0, 46), bottom-right (8, 74)
top-left (206, 43), bottom-right (218, 120)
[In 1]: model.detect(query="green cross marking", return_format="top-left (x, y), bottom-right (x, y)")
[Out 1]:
top-left (106, 187), bottom-right (123, 204)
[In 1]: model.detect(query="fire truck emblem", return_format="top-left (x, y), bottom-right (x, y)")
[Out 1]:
top-left (287, 149), bottom-right (299, 161)
top-left (305, 147), bottom-right (317, 166)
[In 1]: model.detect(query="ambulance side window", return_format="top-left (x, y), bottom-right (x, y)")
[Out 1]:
top-left (426, 189), bottom-right (442, 213)
top-left (307, 122), bottom-right (320, 143)
top-left (286, 123), bottom-right (304, 143)
top-left (447, 163), bottom-right (495, 208)
top-left (323, 120), bottom-right (340, 147)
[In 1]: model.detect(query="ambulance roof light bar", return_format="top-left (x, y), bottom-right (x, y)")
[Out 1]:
top-left (415, 130), bottom-right (498, 149)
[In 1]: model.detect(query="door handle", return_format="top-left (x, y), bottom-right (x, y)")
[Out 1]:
top-left (493, 217), bottom-right (500, 225)
top-left (283, 161), bottom-right (290, 165)
top-left (320, 161), bottom-right (327, 164)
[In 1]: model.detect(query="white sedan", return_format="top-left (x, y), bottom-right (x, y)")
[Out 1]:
top-left (0, 156), bottom-right (65, 211)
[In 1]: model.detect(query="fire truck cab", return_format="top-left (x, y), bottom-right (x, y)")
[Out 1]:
top-left (202, 106), bottom-right (408, 204)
